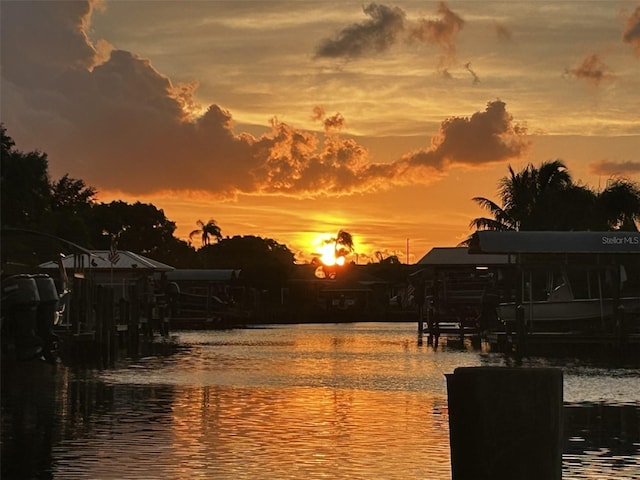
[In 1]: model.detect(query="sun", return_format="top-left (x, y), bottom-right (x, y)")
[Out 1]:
top-left (312, 234), bottom-right (345, 266)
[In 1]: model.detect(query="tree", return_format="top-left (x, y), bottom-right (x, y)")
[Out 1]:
top-left (198, 235), bottom-right (295, 294)
top-left (334, 230), bottom-right (354, 260)
top-left (595, 179), bottom-right (640, 231)
top-left (46, 174), bottom-right (97, 246)
top-left (471, 160), bottom-right (575, 231)
top-left (51, 174), bottom-right (96, 211)
top-left (88, 201), bottom-right (188, 260)
top-left (189, 219), bottom-right (222, 247)
top-left (0, 125), bottom-right (200, 267)
top-left (1, 125), bottom-right (52, 229)
top-left (469, 160), bottom-right (640, 234)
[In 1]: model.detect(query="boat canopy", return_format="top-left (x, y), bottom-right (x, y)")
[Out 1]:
top-left (470, 231), bottom-right (640, 255)
top-left (417, 247), bottom-right (510, 266)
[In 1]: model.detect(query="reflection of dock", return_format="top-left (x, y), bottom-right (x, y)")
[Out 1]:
top-left (487, 331), bottom-right (640, 359)
top-left (422, 321), bottom-right (480, 337)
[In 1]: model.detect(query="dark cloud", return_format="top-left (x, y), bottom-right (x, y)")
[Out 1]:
top-left (400, 100), bottom-right (529, 171)
top-left (590, 159), bottom-right (640, 176)
top-left (314, 3), bottom-right (406, 59)
top-left (311, 106), bottom-right (346, 134)
top-left (0, 0), bottom-right (99, 87)
top-left (408, 2), bottom-right (465, 67)
top-left (622, 6), bottom-right (640, 56)
top-left (565, 53), bottom-right (615, 86)
top-left (464, 62), bottom-right (480, 84)
top-left (1, 1), bottom-right (529, 200)
top-left (314, 2), bottom-right (465, 72)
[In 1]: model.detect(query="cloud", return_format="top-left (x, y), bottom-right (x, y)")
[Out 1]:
top-left (590, 159), bottom-right (640, 176)
top-left (399, 99), bottom-right (529, 172)
top-left (495, 23), bottom-right (512, 42)
top-left (311, 106), bottom-right (346, 134)
top-left (1, 0), bottom-right (102, 86)
top-left (565, 53), bottom-right (615, 86)
top-left (314, 3), bottom-right (406, 59)
top-left (408, 2), bottom-right (465, 67)
top-left (622, 6), bottom-right (640, 56)
top-left (464, 62), bottom-right (480, 84)
top-left (1, 1), bottom-right (529, 200)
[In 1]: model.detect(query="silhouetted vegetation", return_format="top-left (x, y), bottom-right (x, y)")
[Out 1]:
top-left (189, 219), bottom-right (222, 246)
top-left (470, 159), bottom-right (640, 233)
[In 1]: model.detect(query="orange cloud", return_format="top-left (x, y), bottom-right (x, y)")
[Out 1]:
top-left (590, 159), bottom-right (640, 176)
top-left (622, 6), bottom-right (640, 56)
top-left (400, 99), bottom-right (529, 171)
top-left (408, 2), bottom-right (465, 68)
top-left (565, 53), bottom-right (615, 86)
top-left (1, 1), bottom-right (529, 201)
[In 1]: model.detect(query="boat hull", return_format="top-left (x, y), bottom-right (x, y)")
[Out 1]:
top-left (496, 297), bottom-right (640, 332)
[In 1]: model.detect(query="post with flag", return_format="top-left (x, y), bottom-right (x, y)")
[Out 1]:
top-left (108, 235), bottom-right (120, 266)
top-left (108, 235), bottom-right (119, 294)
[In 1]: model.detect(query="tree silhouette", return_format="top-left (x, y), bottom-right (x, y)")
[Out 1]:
top-left (469, 160), bottom-right (639, 235)
top-left (1, 124), bottom-right (52, 229)
top-left (596, 179), bottom-right (640, 231)
top-left (334, 230), bottom-right (354, 260)
top-left (189, 219), bottom-right (222, 247)
top-left (471, 160), bottom-right (573, 231)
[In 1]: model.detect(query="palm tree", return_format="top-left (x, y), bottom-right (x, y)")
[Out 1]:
top-left (189, 219), bottom-right (222, 247)
top-left (596, 179), bottom-right (640, 231)
top-left (470, 160), bottom-right (573, 232)
top-left (334, 230), bottom-right (354, 260)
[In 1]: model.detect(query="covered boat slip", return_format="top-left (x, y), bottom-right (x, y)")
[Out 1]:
top-left (470, 231), bottom-right (640, 355)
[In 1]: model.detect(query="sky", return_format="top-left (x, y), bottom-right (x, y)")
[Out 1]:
top-left (2, 1), bottom-right (639, 263)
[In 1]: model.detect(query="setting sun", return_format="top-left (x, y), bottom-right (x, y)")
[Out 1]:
top-left (313, 234), bottom-right (347, 266)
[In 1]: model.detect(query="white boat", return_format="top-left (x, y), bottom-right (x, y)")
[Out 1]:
top-left (496, 267), bottom-right (640, 332)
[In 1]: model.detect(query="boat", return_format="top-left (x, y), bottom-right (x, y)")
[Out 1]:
top-left (1, 273), bottom-right (63, 362)
top-left (495, 266), bottom-right (640, 333)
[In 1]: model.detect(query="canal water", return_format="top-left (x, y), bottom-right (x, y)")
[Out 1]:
top-left (2, 322), bottom-right (639, 479)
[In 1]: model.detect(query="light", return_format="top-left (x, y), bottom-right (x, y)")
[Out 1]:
top-left (319, 241), bottom-right (337, 266)
top-left (312, 234), bottom-right (339, 266)
top-left (311, 233), bottom-right (352, 267)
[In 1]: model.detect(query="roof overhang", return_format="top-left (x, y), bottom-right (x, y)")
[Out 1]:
top-left (470, 231), bottom-right (640, 255)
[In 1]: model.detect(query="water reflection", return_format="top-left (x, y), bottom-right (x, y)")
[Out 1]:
top-left (1, 323), bottom-right (639, 479)
top-left (564, 402), bottom-right (640, 478)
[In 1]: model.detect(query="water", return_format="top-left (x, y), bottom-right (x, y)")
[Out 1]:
top-left (2, 322), bottom-right (639, 479)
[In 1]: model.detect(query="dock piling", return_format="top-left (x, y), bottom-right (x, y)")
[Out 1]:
top-left (446, 366), bottom-right (563, 480)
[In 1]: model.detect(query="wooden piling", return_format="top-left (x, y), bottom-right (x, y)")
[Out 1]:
top-left (446, 366), bottom-right (563, 480)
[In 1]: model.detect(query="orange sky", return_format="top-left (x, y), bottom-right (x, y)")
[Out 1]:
top-left (2, 1), bottom-right (639, 263)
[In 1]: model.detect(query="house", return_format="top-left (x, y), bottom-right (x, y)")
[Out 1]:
top-left (40, 250), bottom-right (174, 301)
top-left (39, 251), bottom-right (175, 335)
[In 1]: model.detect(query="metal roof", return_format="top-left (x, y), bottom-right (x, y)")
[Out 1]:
top-left (166, 269), bottom-right (241, 282)
top-left (417, 247), bottom-right (510, 266)
top-left (470, 231), bottom-right (640, 254)
top-left (39, 250), bottom-right (175, 272)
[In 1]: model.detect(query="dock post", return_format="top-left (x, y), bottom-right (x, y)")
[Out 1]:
top-left (515, 303), bottom-right (526, 359)
top-left (446, 367), bottom-right (563, 480)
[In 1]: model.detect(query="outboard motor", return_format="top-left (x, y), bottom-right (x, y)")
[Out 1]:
top-left (33, 274), bottom-right (61, 363)
top-left (1, 274), bottom-right (42, 361)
